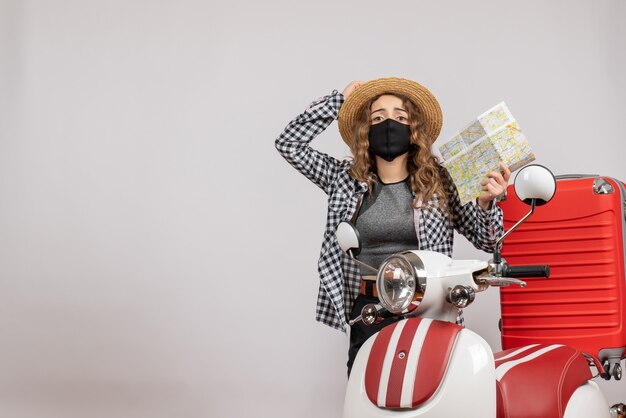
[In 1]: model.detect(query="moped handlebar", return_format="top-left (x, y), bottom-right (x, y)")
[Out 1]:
top-left (502, 265), bottom-right (550, 279)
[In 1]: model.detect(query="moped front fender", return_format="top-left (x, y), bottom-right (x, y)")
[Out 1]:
top-left (343, 327), bottom-right (496, 418)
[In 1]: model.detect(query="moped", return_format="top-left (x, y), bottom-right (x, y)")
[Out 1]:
top-left (338, 165), bottom-right (626, 418)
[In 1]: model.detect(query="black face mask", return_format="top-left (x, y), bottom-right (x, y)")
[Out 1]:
top-left (368, 119), bottom-right (412, 162)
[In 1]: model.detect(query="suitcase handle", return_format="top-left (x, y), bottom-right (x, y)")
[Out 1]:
top-left (555, 174), bottom-right (599, 179)
top-left (502, 265), bottom-right (550, 279)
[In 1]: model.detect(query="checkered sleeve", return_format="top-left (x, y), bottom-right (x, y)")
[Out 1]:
top-left (275, 90), bottom-right (346, 194)
top-left (445, 168), bottom-right (504, 253)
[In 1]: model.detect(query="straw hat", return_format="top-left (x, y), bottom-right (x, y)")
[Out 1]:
top-left (337, 77), bottom-right (443, 150)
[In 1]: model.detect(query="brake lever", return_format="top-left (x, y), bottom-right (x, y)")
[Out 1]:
top-left (484, 276), bottom-right (527, 288)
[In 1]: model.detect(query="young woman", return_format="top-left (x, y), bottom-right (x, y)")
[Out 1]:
top-left (275, 77), bottom-right (510, 375)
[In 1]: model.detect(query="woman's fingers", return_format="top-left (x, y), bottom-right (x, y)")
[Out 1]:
top-left (342, 81), bottom-right (364, 98)
top-left (500, 162), bottom-right (512, 182)
top-left (480, 178), bottom-right (504, 196)
top-left (485, 163), bottom-right (511, 190)
top-left (486, 170), bottom-right (505, 184)
top-left (486, 180), bottom-right (501, 195)
top-left (478, 162), bottom-right (511, 208)
top-left (483, 178), bottom-right (499, 191)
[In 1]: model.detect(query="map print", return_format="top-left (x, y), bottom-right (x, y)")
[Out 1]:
top-left (439, 102), bottom-right (535, 203)
top-left (460, 119), bottom-right (487, 144)
top-left (440, 134), bottom-right (466, 160)
top-left (478, 102), bottom-right (515, 134)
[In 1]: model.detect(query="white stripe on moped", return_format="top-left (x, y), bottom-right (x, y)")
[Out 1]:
top-left (496, 344), bottom-right (540, 362)
top-left (400, 319), bottom-right (432, 408)
top-left (378, 320), bottom-right (408, 406)
top-left (495, 344), bottom-right (563, 381)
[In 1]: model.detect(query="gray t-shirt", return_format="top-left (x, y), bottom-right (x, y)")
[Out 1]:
top-left (355, 178), bottom-right (419, 274)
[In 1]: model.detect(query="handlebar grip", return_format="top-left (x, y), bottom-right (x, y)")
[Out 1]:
top-left (503, 265), bottom-right (550, 278)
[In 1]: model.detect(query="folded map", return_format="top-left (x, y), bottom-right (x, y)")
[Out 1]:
top-left (439, 102), bottom-right (535, 204)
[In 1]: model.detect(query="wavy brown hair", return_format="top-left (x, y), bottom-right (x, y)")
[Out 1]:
top-left (348, 94), bottom-right (450, 213)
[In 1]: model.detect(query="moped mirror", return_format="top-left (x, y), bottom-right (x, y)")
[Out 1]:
top-left (514, 164), bottom-right (556, 206)
top-left (336, 221), bottom-right (361, 256)
top-left (492, 164), bottom-right (556, 268)
top-left (501, 164), bottom-right (557, 242)
top-left (336, 221), bottom-right (378, 274)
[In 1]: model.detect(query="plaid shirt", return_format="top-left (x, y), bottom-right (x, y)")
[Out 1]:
top-left (275, 90), bottom-right (503, 332)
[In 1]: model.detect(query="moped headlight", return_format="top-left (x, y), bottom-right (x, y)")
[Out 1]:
top-left (376, 252), bottom-right (427, 314)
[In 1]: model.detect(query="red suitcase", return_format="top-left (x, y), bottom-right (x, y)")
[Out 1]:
top-left (498, 174), bottom-right (626, 378)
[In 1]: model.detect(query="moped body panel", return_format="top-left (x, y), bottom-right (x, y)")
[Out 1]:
top-left (343, 326), bottom-right (496, 418)
top-left (563, 381), bottom-right (610, 418)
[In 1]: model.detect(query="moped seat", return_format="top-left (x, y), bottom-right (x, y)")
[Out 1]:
top-left (494, 344), bottom-right (592, 418)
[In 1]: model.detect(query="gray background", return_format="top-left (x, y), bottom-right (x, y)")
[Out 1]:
top-left (1, 0), bottom-right (625, 417)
